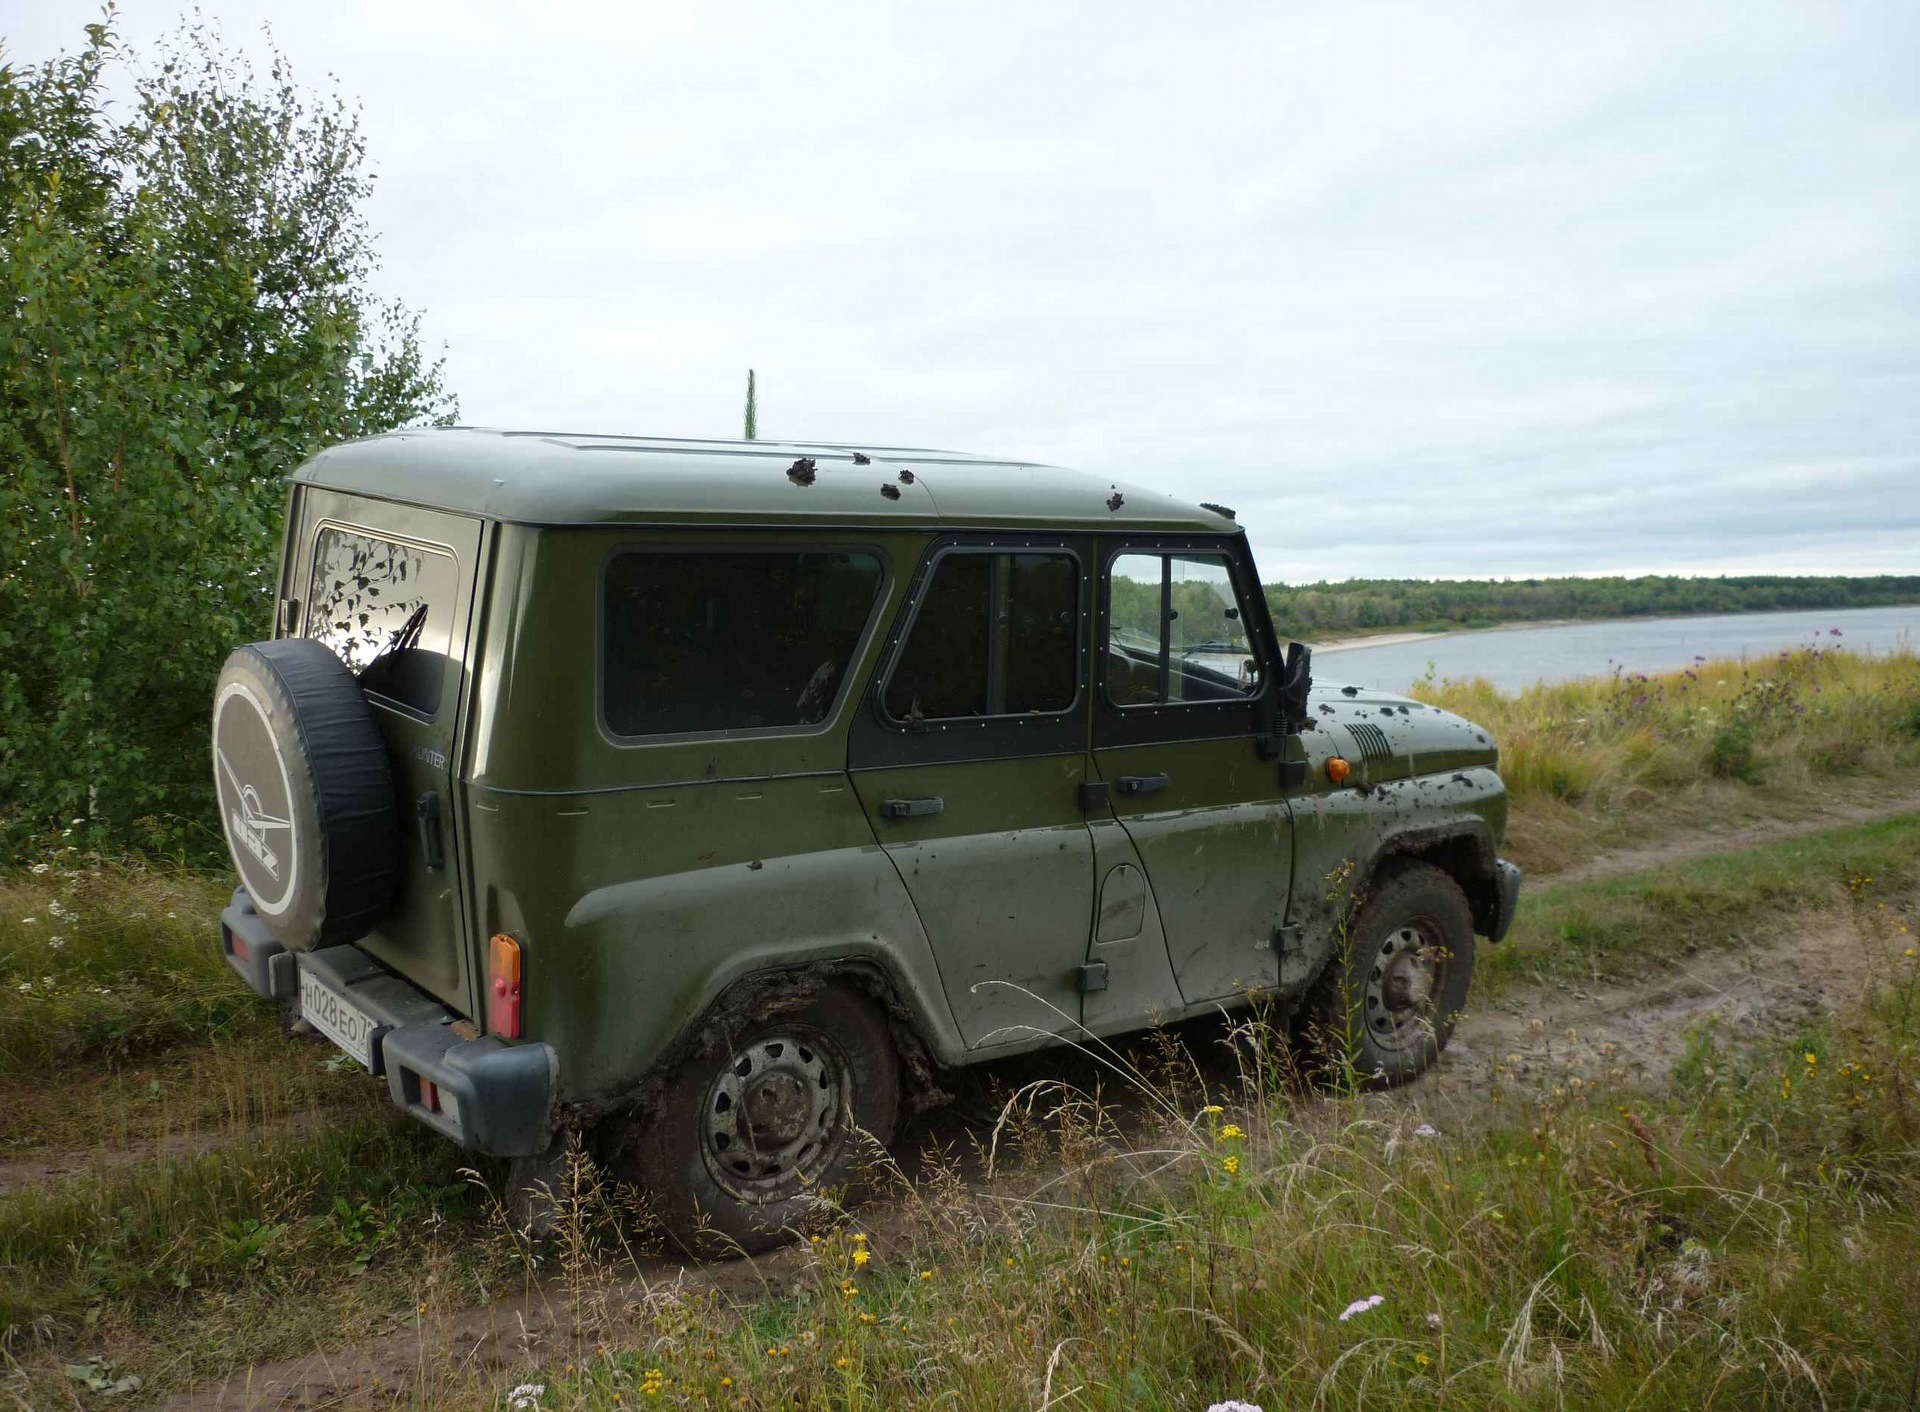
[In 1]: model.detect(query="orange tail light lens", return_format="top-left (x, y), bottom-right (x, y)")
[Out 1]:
top-left (488, 933), bottom-right (523, 1039)
top-left (1326, 756), bottom-right (1352, 784)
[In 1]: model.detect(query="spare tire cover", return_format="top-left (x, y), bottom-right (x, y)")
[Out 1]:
top-left (212, 638), bottom-right (402, 950)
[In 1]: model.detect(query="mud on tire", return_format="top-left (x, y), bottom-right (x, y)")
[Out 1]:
top-left (615, 981), bottom-right (901, 1257)
top-left (1310, 859), bottom-right (1476, 1088)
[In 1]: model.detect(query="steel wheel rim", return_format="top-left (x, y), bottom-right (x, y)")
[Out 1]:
top-left (1362, 917), bottom-right (1448, 1053)
top-left (700, 1031), bottom-right (848, 1202)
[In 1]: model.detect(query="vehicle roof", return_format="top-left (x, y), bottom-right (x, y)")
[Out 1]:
top-left (292, 427), bottom-right (1239, 535)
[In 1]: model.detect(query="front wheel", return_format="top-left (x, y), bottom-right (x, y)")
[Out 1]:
top-left (614, 981), bottom-right (900, 1256)
top-left (1311, 861), bottom-right (1476, 1088)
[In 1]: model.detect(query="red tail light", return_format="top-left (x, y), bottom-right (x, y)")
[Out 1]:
top-left (488, 933), bottom-right (523, 1039)
top-left (421, 1078), bottom-right (441, 1113)
top-left (224, 923), bottom-right (249, 962)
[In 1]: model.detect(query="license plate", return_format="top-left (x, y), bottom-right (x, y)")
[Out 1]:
top-left (299, 966), bottom-right (379, 1069)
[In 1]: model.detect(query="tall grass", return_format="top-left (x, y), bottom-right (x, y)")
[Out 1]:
top-left (452, 881), bottom-right (1920, 1411)
top-left (0, 861), bottom-right (255, 1074)
top-left (1416, 644), bottom-right (1920, 808)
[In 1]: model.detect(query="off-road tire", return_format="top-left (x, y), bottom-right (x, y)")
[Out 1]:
top-left (212, 639), bottom-right (401, 950)
top-left (619, 982), bottom-right (901, 1257)
top-left (1310, 860), bottom-right (1475, 1088)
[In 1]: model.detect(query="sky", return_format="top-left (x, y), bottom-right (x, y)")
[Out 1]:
top-left (9, 1), bottom-right (1919, 583)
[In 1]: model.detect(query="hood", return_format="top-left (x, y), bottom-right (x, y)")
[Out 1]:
top-left (1304, 680), bottom-right (1498, 784)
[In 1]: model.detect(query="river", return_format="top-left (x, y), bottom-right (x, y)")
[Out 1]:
top-left (1312, 603), bottom-right (1920, 694)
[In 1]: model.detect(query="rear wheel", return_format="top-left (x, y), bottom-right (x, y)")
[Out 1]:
top-left (1311, 861), bottom-right (1475, 1087)
top-left (616, 982), bottom-right (900, 1256)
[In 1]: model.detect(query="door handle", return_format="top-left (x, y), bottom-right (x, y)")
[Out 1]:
top-left (880, 797), bottom-right (944, 819)
top-left (1115, 774), bottom-right (1170, 795)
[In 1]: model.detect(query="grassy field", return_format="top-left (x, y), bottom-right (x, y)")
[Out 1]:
top-left (1417, 643), bottom-right (1920, 876)
top-left (1, 648), bottom-right (1917, 1408)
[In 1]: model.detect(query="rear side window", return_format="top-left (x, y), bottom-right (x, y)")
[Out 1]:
top-left (884, 551), bottom-right (1079, 722)
top-left (305, 525), bottom-right (458, 716)
top-left (602, 549), bottom-right (884, 738)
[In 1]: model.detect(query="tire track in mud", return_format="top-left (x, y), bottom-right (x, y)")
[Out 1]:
top-left (1540, 787), bottom-right (1920, 887)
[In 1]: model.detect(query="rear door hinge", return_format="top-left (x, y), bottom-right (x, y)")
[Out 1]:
top-left (1078, 780), bottom-right (1110, 811)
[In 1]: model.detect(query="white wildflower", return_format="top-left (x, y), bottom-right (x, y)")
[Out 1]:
top-left (47, 899), bottom-right (74, 921)
top-left (29, 863), bottom-right (49, 875)
top-left (1414, 1123), bottom-right (1439, 1139)
top-left (1425, 1311), bottom-right (1444, 1330)
top-left (20, 917), bottom-right (35, 925)
top-left (1338, 1293), bottom-right (1384, 1322)
top-left (49, 937), bottom-right (66, 950)
top-left (1206, 1403), bottom-right (1265, 1412)
top-left (507, 1384), bottom-right (545, 1412)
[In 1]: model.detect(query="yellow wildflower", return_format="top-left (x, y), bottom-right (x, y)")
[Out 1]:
top-left (1200, 1104), bottom-right (1224, 1115)
top-left (1222, 1155), bottom-right (1241, 1175)
top-left (720, 1378), bottom-right (733, 1389)
top-left (835, 1358), bottom-right (850, 1370)
top-left (1219, 1123), bottom-right (1246, 1141)
top-left (852, 1248), bottom-right (870, 1267)
top-left (919, 1269), bottom-right (934, 1281)
top-left (1415, 1352), bottom-right (1431, 1368)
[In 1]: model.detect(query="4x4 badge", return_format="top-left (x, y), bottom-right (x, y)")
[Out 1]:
top-left (216, 746), bottom-right (291, 879)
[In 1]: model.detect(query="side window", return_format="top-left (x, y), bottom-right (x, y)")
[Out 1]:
top-left (306, 526), bottom-right (458, 716)
top-left (1107, 552), bottom-right (1263, 707)
top-left (884, 551), bottom-right (1079, 722)
top-left (602, 549), bottom-right (884, 737)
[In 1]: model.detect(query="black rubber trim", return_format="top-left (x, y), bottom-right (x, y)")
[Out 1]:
top-left (1490, 859), bottom-right (1523, 942)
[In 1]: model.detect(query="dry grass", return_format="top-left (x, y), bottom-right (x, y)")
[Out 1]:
top-left (1414, 645), bottom-right (1920, 875)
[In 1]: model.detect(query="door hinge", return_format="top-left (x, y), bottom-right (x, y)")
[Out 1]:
top-left (1277, 759), bottom-right (1307, 789)
top-left (1075, 960), bottom-right (1110, 993)
top-left (1267, 924), bottom-right (1301, 953)
top-left (277, 596), bottom-right (301, 637)
top-left (1078, 780), bottom-right (1110, 810)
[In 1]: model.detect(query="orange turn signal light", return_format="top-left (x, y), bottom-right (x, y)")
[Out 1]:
top-left (1326, 756), bottom-right (1352, 784)
top-left (488, 933), bottom-right (523, 1039)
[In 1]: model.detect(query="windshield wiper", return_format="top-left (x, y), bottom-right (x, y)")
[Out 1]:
top-left (359, 603), bottom-right (428, 678)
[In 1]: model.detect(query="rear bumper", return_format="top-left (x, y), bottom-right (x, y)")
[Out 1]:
top-left (219, 889), bottom-right (556, 1157)
top-left (1489, 858), bottom-right (1523, 942)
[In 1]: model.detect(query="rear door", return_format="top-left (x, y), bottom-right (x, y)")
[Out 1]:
top-left (286, 490), bottom-right (485, 1014)
top-left (1090, 539), bottom-right (1293, 1004)
top-left (848, 539), bottom-right (1096, 1050)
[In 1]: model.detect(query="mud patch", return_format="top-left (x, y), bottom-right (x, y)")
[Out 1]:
top-left (1430, 907), bottom-right (1901, 1096)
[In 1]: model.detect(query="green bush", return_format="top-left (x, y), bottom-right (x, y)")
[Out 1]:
top-left (0, 20), bottom-right (453, 861)
top-left (1704, 722), bottom-right (1762, 782)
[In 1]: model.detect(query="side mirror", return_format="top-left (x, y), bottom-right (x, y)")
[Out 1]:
top-left (1281, 641), bottom-right (1313, 730)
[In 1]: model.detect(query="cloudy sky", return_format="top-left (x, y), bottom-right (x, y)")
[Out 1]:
top-left (13, 1), bottom-right (1920, 581)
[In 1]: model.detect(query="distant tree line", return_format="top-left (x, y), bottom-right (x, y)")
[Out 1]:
top-left (1263, 575), bottom-right (1920, 639)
